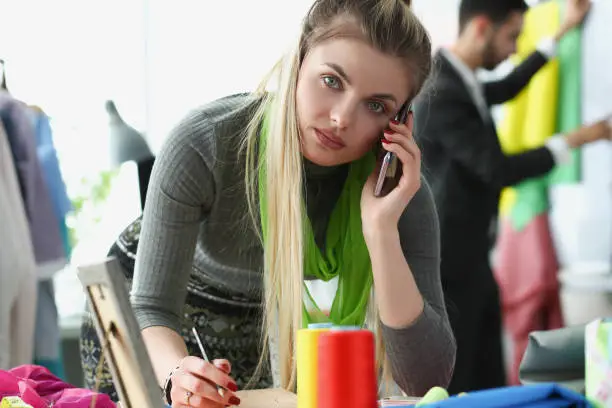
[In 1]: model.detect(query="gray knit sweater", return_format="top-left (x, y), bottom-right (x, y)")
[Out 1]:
top-left (130, 93), bottom-right (455, 396)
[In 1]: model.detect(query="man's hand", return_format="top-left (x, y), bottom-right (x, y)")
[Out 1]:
top-left (555, 0), bottom-right (591, 41)
top-left (563, 0), bottom-right (591, 30)
top-left (566, 119), bottom-right (612, 148)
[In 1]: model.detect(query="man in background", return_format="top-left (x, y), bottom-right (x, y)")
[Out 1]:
top-left (412, 0), bottom-right (609, 394)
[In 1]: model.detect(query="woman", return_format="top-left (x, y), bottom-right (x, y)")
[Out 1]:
top-left (79, 0), bottom-right (456, 406)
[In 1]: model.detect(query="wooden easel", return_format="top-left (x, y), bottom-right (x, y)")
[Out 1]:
top-left (77, 257), bottom-right (165, 408)
top-left (77, 257), bottom-right (297, 408)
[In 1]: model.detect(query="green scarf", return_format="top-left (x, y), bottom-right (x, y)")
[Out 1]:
top-left (258, 113), bottom-right (376, 328)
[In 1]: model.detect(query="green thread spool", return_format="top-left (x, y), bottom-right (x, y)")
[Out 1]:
top-left (416, 387), bottom-right (450, 406)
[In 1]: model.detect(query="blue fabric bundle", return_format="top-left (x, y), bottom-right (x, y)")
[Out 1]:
top-left (417, 384), bottom-right (592, 408)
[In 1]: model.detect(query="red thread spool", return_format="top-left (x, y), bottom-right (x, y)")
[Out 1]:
top-left (317, 327), bottom-right (378, 408)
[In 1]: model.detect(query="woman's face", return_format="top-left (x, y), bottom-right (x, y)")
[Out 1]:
top-left (296, 37), bottom-right (411, 167)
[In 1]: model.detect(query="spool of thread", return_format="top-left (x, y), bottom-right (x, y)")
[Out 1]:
top-left (317, 327), bottom-right (378, 408)
top-left (297, 323), bottom-right (332, 408)
top-left (415, 387), bottom-right (449, 406)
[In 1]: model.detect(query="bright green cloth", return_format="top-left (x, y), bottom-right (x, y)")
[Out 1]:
top-left (258, 112), bottom-right (376, 327)
top-left (549, 0), bottom-right (582, 184)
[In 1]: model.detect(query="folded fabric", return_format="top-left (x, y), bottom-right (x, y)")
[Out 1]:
top-left (1, 396), bottom-right (34, 407)
top-left (519, 326), bottom-right (586, 393)
top-left (0, 365), bottom-right (115, 408)
top-left (417, 383), bottom-right (591, 407)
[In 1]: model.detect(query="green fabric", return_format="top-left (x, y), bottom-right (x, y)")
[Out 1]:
top-left (549, 0), bottom-right (582, 184)
top-left (258, 112), bottom-right (376, 328)
top-left (510, 179), bottom-right (550, 231)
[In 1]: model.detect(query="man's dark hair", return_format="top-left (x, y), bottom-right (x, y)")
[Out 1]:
top-left (459, 0), bottom-right (528, 32)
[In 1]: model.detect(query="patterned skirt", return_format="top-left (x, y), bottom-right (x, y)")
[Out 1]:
top-left (78, 216), bottom-right (272, 401)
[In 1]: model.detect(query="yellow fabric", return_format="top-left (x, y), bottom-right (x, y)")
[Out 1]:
top-left (498, 1), bottom-right (560, 216)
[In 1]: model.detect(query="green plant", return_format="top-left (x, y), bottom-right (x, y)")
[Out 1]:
top-left (67, 168), bottom-right (119, 250)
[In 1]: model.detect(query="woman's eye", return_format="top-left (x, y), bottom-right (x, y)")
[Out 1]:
top-left (323, 75), bottom-right (341, 89)
top-left (367, 101), bottom-right (385, 113)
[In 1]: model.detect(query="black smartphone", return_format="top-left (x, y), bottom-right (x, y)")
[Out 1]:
top-left (373, 103), bottom-right (412, 197)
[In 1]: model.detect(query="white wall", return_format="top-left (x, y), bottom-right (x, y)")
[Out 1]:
top-left (0, 0), bottom-right (465, 316)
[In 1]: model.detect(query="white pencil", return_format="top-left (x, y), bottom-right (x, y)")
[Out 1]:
top-left (191, 327), bottom-right (226, 397)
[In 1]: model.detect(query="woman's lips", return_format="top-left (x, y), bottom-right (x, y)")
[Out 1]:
top-left (314, 128), bottom-right (345, 150)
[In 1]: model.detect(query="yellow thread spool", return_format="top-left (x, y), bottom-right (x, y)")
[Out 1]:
top-left (297, 323), bottom-right (332, 408)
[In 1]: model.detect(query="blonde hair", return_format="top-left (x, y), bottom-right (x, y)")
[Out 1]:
top-left (242, 0), bottom-right (432, 392)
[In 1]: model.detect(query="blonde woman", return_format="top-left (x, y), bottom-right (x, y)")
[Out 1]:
top-left (79, 0), bottom-right (456, 406)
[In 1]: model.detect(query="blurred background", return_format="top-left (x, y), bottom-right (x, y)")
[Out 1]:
top-left (0, 0), bottom-right (610, 392)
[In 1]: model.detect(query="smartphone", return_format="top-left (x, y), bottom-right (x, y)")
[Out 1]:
top-left (374, 103), bottom-right (412, 197)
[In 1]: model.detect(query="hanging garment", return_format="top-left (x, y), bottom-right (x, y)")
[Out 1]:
top-left (0, 91), bottom-right (65, 277)
top-left (495, 214), bottom-right (564, 385)
top-left (33, 280), bottom-right (65, 380)
top-left (0, 122), bottom-right (37, 369)
top-left (29, 107), bottom-right (73, 259)
top-left (24, 108), bottom-right (71, 378)
top-left (494, 1), bottom-right (569, 386)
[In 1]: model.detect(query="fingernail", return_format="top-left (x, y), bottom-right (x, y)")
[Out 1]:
top-left (227, 382), bottom-right (239, 392)
top-left (390, 119), bottom-right (399, 125)
top-left (382, 138), bottom-right (391, 144)
top-left (383, 129), bottom-right (394, 135)
top-left (229, 396), bottom-right (241, 405)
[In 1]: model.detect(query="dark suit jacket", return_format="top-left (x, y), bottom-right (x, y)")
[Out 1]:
top-left (413, 49), bottom-right (555, 285)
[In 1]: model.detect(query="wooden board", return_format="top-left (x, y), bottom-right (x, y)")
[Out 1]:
top-left (76, 257), bottom-right (165, 408)
top-left (237, 389), bottom-right (297, 408)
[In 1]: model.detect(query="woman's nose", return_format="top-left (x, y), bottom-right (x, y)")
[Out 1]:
top-left (330, 100), bottom-right (356, 129)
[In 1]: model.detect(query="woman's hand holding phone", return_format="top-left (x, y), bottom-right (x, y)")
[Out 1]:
top-left (361, 111), bottom-right (421, 239)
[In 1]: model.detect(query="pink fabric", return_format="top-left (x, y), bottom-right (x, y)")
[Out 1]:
top-left (504, 292), bottom-right (564, 385)
top-left (493, 214), bottom-right (564, 385)
top-left (0, 365), bottom-right (115, 408)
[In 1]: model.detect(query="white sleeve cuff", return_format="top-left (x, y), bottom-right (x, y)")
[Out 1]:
top-left (536, 37), bottom-right (557, 59)
top-left (545, 135), bottom-right (571, 164)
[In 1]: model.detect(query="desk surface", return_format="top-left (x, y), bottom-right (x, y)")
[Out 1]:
top-left (237, 389), bottom-right (296, 408)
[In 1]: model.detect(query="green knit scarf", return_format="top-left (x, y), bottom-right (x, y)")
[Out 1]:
top-left (258, 113), bottom-right (376, 328)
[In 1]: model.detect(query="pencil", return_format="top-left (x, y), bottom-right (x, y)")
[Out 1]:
top-left (191, 327), bottom-right (226, 397)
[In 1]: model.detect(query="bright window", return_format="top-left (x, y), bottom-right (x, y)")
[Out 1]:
top-left (0, 0), bottom-right (461, 321)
